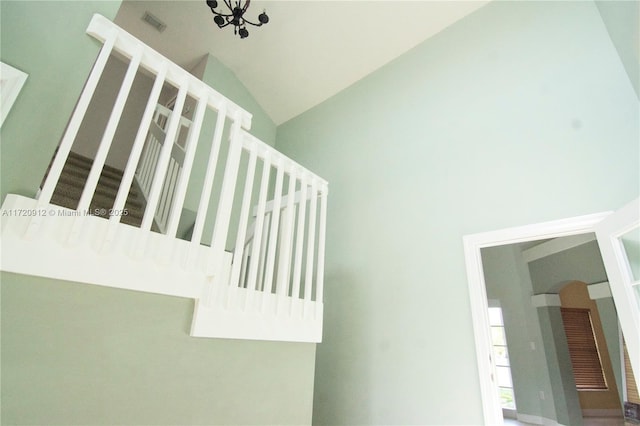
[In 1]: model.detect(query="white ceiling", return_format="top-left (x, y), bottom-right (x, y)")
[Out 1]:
top-left (115, 0), bottom-right (490, 125)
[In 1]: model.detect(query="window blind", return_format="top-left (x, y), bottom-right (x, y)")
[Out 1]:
top-left (560, 308), bottom-right (607, 391)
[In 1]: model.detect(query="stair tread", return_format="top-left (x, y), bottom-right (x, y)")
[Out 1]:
top-left (42, 150), bottom-right (167, 232)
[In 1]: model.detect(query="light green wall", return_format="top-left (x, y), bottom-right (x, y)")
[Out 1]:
top-left (538, 306), bottom-right (583, 425)
top-left (595, 0), bottom-right (640, 99)
top-left (201, 54), bottom-right (276, 147)
top-left (528, 240), bottom-right (608, 293)
top-left (0, 1), bottom-right (123, 201)
top-left (275, 1), bottom-right (639, 424)
top-left (1, 272), bottom-right (315, 425)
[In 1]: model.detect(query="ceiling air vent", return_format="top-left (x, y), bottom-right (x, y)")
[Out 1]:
top-left (141, 11), bottom-right (167, 33)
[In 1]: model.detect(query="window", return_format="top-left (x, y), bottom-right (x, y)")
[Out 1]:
top-left (560, 308), bottom-right (607, 390)
top-left (489, 306), bottom-right (516, 409)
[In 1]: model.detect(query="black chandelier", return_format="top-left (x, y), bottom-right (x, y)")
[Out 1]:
top-left (206, 0), bottom-right (269, 39)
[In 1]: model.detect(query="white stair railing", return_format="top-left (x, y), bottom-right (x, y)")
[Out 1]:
top-left (227, 132), bottom-right (329, 313)
top-left (5, 13), bottom-right (328, 342)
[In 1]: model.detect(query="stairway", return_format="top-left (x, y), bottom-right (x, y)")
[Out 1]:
top-left (43, 151), bottom-right (147, 228)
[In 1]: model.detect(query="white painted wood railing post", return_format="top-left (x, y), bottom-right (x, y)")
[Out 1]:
top-left (140, 77), bottom-right (189, 232)
top-left (189, 105), bottom-right (227, 249)
top-left (275, 167), bottom-right (298, 311)
top-left (228, 141), bottom-right (258, 304)
top-left (207, 115), bottom-right (244, 278)
top-left (315, 186), bottom-right (328, 317)
top-left (290, 178), bottom-right (308, 312)
top-left (26, 28), bottom-right (117, 238)
top-left (164, 89), bottom-right (208, 238)
top-left (261, 159), bottom-right (285, 310)
top-left (303, 181), bottom-right (319, 316)
top-left (244, 153), bottom-right (271, 311)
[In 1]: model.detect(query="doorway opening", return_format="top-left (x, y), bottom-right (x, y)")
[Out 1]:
top-left (463, 203), bottom-right (639, 425)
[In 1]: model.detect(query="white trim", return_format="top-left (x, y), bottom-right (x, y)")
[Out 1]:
top-left (531, 294), bottom-right (562, 308)
top-left (521, 233), bottom-right (596, 263)
top-left (0, 62), bottom-right (28, 127)
top-left (587, 281), bottom-right (612, 299)
top-left (463, 211), bottom-right (611, 426)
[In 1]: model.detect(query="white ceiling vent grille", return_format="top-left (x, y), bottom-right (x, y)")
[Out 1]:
top-left (141, 11), bottom-right (167, 33)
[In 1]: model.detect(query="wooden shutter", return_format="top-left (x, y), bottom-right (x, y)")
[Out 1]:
top-left (560, 308), bottom-right (607, 390)
top-left (624, 340), bottom-right (640, 403)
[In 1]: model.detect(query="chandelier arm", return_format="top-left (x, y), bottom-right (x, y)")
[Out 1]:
top-left (242, 0), bottom-right (251, 13)
top-left (211, 9), bottom-right (234, 17)
top-left (223, 0), bottom-right (234, 11)
top-left (242, 19), bottom-right (263, 27)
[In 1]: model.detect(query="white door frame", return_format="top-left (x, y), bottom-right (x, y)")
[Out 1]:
top-left (463, 211), bottom-right (612, 425)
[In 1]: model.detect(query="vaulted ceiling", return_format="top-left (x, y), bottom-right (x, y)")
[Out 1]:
top-left (115, 1), bottom-right (490, 125)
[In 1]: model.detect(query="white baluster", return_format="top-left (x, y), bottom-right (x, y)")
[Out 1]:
top-left (275, 165), bottom-right (298, 311)
top-left (244, 154), bottom-right (271, 311)
top-left (261, 158), bottom-right (285, 311)
top-left (303, 180), bottom-right (319, 317)
top-left (189, 105), bottom-right (227, 248)
top-left (315, 185), bottom-right (328, 318)
top-left (207, 115), bottom-right (244, 275)
top-left (228, 140), bottom-right (258, 305)
top-left (257, 211), bottom-right (271, 292)
top-left (290, 175), bottom-right (308, 312)
top-left (165, 89), bottom-right (208, 238)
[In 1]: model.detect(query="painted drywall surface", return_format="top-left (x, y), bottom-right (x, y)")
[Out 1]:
top-left (539, 306), bottom-right (584, 425)
top-left (595, 0), bottom-right (640, 99)
top-left (482, 245), bottom-right (555, 421)
top-left (559, 281), bottom-right (622, 411)
top-left (528, 241), bottom-right (608, 293)
top-left (275, 1), bottom-right (639, 424)
top-left (596, 298), bottom-right (624, 405)
top-left (0, 1), bottom-right (123, 201)
top-left (0, 272), bottom-right (315, 425)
